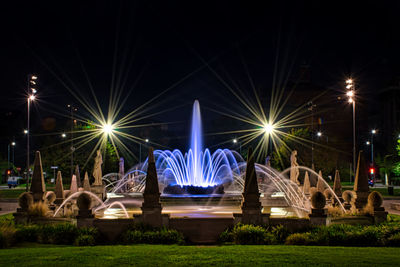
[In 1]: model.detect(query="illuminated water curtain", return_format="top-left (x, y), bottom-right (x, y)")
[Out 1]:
top-left (144, 101), bottom-right (242, 188)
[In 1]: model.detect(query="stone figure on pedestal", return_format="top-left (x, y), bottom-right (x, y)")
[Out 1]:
top-left (290, 150), bottom-right (300, 185)
top-left (93, 150), bottom-right (103, 186)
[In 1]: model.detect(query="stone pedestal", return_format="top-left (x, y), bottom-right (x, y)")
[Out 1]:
top-left (353, 151), bottom-right (370, 210)
top-left (30, 151), bottom-right (46, 202)
top-left (234, 147), bottom-right (270, 225)
top-left (372, 207), bottom-right (388, 224)
top-left (135, 147), bottom-right (170, 227)
top-left (354, 191), bottom-right (369, 210)
top-left (91, 185), bottom-right (106, 200)
top-left (13, 209), bottom-right (29, 224)
top-left (343, 203), bottom-right (352, 210)
top-left (309, 208), bottom-right (327, 225)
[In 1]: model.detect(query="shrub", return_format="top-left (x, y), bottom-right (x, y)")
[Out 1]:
top-left (15, 224), bottom-right (41, 242)
top-left (219, 228), bottom-right (234, 243)
top-left (232, 224), bottom-right (268, 245)
top-left (387, 233), bottom-right (400, 247)
top-left (0, 225), bottom-right (15, 248)
top-left (74, 234), bottom-right (95, 246)
top-left (122, 228), bottom-right (184, 245)
top-left (270, 225), bottom-right (290, 244)
top-left (285, 233), bottom-right (312, 245)
top-left (28, 202), bottom-right (49, 217)
top-left (47, 223), bottom-right (79, 244)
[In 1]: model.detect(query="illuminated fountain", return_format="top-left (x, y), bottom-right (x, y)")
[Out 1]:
top-left (101, 100), bottom-right (334, 219)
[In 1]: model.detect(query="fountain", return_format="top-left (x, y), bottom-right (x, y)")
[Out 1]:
top-left (101, 100), bottom-right (329, 219)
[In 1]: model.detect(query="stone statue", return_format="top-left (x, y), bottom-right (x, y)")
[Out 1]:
top-left (92, 150), bottom-right (103, 186)
top-left (119, 157), bottom-right (125, 178)
top-left (290, 150), bottom-right (300, 185)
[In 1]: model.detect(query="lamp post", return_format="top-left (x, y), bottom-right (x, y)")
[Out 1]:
top-left (67, 104), bottom-right (78, 177)
top-left (307, 101), bottom-right (317, 166)
top-left (233, 138), bottom-right (242, 154)
top-left (371, 129), bottom-right (376, 166)
top-left (346, 79), bottom-right (356, 182)
top-left (139, 138), bottom-right (149, 163)
top-left (26, 74), bottom-right (37, 191)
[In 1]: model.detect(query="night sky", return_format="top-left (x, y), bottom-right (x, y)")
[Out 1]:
top-left (1, 0), bottom-right (399, 165)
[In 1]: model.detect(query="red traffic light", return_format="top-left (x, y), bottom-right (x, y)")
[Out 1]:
top-left (369, 168), bottom-right (375, 175)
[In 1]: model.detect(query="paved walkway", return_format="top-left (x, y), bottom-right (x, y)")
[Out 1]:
top-left (383, 199), bottom-right (400, 215)
top-left (0, 200), bottom-right (18, 216)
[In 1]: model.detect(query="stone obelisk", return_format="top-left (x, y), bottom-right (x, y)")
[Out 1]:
top-left (354, 151), bottom-right (370, 210)
top-left (54, 171), bottom-right (64, 205)
top-left (30, 151), bottom-right (46, 202)
top-left (138, 147), bottom-right (165, 227)
top-left (235, 147), bottom-right (269, 224)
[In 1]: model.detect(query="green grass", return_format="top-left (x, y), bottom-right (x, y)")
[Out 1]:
top-left (0, 189), bottom-right (26, 199)
top-left (0, 245), bottom-right (400, 266)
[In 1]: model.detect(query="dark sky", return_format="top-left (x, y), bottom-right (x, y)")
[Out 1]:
top-left (1, 0), bottom-right (399, 156)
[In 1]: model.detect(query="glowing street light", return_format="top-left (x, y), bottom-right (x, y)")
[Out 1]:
top-left (102, 123), bottom-right (114, 135)
top-left (317, 131), bottom-right (322, 137)
top-left (233, 139), bottom-right (237, 143)
top-left (26, 74), bottom-right (38, 192)
top-left (366, 141), bottom-right (370, 145)
top-left (61, 133), bottom-right (67, 138)
top-left (346, 77), bottom-right (356, 182)
top-left (24, 129), bottom-right (28, 134)
top-left (263, 122), bottom-right (275, 135)
top-left (371, 129), bottom-right (376, 134)
top-left (145, 138), bottom-right (149, 143)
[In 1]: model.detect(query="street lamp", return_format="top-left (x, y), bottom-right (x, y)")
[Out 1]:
top-left (67, 104), bottom-right (78, 177)
top-left (26, 74), bottom-right (37, 191)
top-left (233, 138), bottom-right (242, 154)
top-left (371, 129), bottom-right (377, 166)
top-left (317, 131), bottom-right (322, 137)
top-left (61, 133), bottom-right (66, 138)
top-left (346, 78), bottom-right (356, 182)
top-left (307, 101), bottom-right (317, 166)
top-left (139, 138), bottom-right (149, 163)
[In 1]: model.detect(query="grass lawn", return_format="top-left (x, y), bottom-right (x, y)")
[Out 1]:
top-left (1, 245), bottom-right (400, 266)
top-left (0, 188), bottom-right (26, 199)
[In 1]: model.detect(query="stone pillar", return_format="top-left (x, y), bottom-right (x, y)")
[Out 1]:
top-left (70, 174), bottom-right (78, 194)
top-left (14, 192), bottom-right (33, 224)
top-left (342, 190), bottom-right (355, 211)
top-left (316, 170), bottom-right (325, 193)
top-left (75, 165), bottom-right (82, 188)
top-left (333, 169), bottom-right (343, 204)
top-left (367, 191), bottom-right (388, 224)
top-left (309, 191), bottom-right (327, 225)
top-left (54, 171), bottom-right (65, 205)
top-left (303, 171), bottom-right (310, 196)
top-left (353, 151), bottom-right (370, 210)
top-left (136, 147), bottom-right (169, 227)
top-left (83, 171), bottom-right (91, 192)
top-left (30, 151), bottom-right (46, 202)
top-left (234, 147), bottom-right (269, 225)
top-left (76, 192), bottom-right (95, 228)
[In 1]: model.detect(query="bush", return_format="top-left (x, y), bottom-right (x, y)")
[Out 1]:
top-left (232, 224), bottom-right (269, 245)
top-left (285, 233), bottom-right (312, 245)
top-left (219, 228), bottom-right (234, 243)
top-left (74, 234), bottom-right (95, 246)
top-left (123, 228), bottom-right (184, 245)
top-left (15, 224), bottom-right (41, 242)
top-left (387, 233), bottom-right (400, 247)
top-left (0, 226), bottom-right (16, 248)
top-left (270, 225), bottom-right (290, 244)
